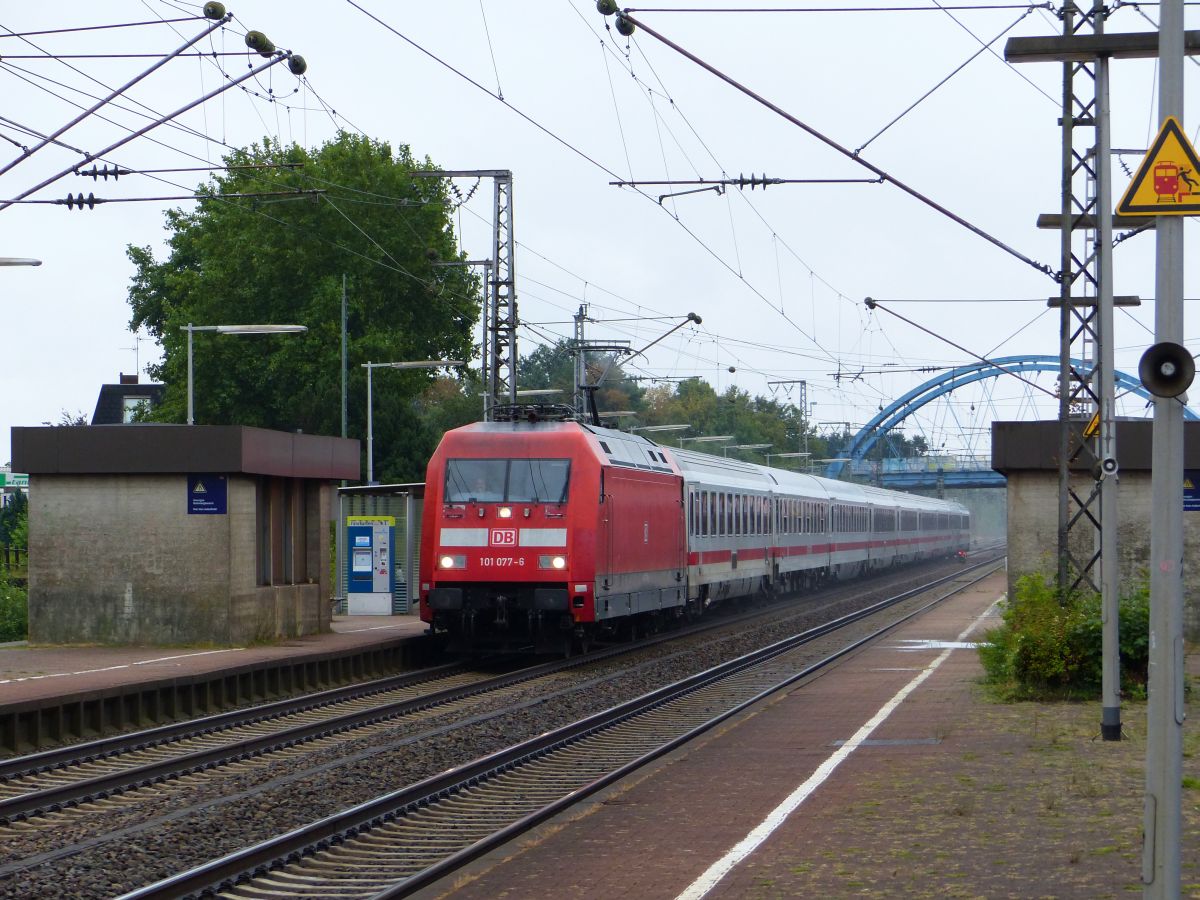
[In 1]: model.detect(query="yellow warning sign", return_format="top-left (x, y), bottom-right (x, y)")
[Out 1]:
top-left (1083, 411), bottom-right (1100, 439)
top-left (1186, 477), bottom-right (1196, 490)
top-left (1116, 117), bottom-right (1200, 215)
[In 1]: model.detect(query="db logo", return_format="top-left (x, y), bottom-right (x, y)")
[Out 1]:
top-left (491, 528), bottom-right (517, 546)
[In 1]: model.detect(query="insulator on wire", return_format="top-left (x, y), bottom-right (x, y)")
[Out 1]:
top-left (737, 173), bottom-right (771, 190)
top-left (244, 31), bottom-right (275, 57)
top-left (203, 2), bottom-right (226, 19)
top-left (63, 193), bottom-right (97, 210)
top-left (76, 164), bottom-right (126, 181)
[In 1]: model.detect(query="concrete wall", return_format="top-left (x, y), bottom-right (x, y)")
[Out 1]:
top-left (28, 474), bottom-right (332, 646)
top-left (1005, 470), bottom-right (1200, 639)
top-left (30, 475), bottom-right (232, 644)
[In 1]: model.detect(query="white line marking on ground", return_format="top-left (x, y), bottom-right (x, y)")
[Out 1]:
top-left (892, 639), bottom-right (980, 651)
top-left (673, 598), bottom-right (1002, 900)
top-left (0, 648), bottom-right (241, 685)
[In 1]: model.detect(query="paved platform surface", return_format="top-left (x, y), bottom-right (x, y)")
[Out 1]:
top-left (0, 614), bottom-right (427, 706)
top-left (422, 571), bottom-right (1200, 899)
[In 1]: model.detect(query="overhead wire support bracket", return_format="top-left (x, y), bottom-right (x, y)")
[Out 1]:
top-left (610, 10), bottom-right (1056, 281)
top-left (609, 174), bottom-right (885, 205)
top-left (658, 184), bottom-right (723, 204)
top-left (0, 6), bottom-right (231, 181)
top-left (0, 40), bottom-right (303, 214)
top-left (1, 189), bottom-right (324, 209)
top-left (74, 162), bottom-right (304, 180)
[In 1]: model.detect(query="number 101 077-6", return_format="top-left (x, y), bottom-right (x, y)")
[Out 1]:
top-left (480, 557), bottom-right (525, 567)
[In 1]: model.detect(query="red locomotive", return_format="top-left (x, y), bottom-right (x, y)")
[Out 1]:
top-left (420, 405), bottom-right (970, 653)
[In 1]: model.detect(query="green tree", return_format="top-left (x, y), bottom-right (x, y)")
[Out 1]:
top-left (516, 339), bottom-right (643, 418)
top-left (8, 507), bottom-right (26, 552)
top-left (127, 132), bottom-right (480, 482)
top-left (0, 492), bottom-right (27, 547)
top-left (519, 341), bottom-right (576, 396)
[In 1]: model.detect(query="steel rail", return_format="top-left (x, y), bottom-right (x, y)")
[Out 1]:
top-left (0, 550), bottom-right (983, 806)
top-left (118, 559), bottom-right (1002, 900)
top-left (0, 652), bottom-right (609, 823)
top-left (0, 662), bottom-right (466, 781)
top-left (0, 574), bottom-right (858, 822)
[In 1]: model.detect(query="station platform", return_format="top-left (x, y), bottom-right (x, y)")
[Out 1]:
top-left (0, 614), bottom-right (431, 755)
top-left (424, 571), bottom-right (1200, 899)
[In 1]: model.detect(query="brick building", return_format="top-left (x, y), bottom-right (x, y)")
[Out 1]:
top-left (11, 425), bottom-right (359, 645)
top-left (992, 419), bottom-right (1200, 639)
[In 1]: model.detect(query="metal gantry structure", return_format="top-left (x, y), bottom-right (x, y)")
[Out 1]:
top-left (1010, 0), bottom-right (1118, 597)
top-left (1008, 3), bottom-right (1194, 891)
top-left (486, 173), bottom-right (518, 419)
top-left (1008, 0), bottom-right (1126, 748)
top-left (410, 169), bottom-right (517, 421)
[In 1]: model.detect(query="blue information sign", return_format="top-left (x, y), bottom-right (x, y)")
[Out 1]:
top-left (1185, 470), bottom-right (1200, 512)
top-left (187, 474), bottom-right (228, 515)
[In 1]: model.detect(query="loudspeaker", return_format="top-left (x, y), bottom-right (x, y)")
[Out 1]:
top-left (1138, 342), bottom-right (1195, 398)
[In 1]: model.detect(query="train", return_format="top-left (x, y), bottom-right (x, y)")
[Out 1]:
top-left (419, 404), bottom-right (970, 654)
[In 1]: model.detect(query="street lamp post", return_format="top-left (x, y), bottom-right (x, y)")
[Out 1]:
top-left (631, 423), bottom-right (691, 434)
top-left (679, 434), bottom-right (734, 449)
top-left (181, 323), bottom-right (308, 425)
top-left (363, 359), bottom-right (464, 484)
top-left (722, 443), bottom-right (772, 458)
top-left (765, 451), bottom-right (811, 469)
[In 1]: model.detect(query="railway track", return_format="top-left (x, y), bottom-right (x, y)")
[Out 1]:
top-left (117, 558), bottom-right (1003, 900)
top-left (0, 564), bottom-right (928, 827)
top-left (0, 654), bottom-right (594, 826)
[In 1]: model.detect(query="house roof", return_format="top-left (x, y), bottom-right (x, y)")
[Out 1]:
top-left (91, 381), bottom-right (166, 425)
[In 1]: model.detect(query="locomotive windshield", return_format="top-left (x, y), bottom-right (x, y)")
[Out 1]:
top-left (445, 458), bottom-right (570, 503)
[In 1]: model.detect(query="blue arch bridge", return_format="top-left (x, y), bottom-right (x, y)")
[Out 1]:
top-left (820, 355), bottom-right (1198, 490)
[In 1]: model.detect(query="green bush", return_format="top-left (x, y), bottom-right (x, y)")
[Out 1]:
top-left (978, 572), bottom-right (1149, 700)
top-left (0, 578), bottom-right (28, 643)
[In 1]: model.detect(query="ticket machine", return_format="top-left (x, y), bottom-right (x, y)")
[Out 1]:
top-left (346, 515), bottom-right (395, 614)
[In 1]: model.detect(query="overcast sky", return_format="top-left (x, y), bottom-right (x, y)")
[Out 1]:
top-left (3, 1), bottom-right (1199, 468)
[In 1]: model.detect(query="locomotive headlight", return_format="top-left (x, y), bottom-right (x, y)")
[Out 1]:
top-left (539, 555), bottom-right (567, 570)
top-left (497, 506), bottom-right (513, 519)
top-left (439, 554), bottom-right (466, 569)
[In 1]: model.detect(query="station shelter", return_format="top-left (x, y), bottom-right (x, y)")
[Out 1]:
top-left (10, 424), bottom-right (359, 646)
top-left (992, 418), bottom-right (1200, 640)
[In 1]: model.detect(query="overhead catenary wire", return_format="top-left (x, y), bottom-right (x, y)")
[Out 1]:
top-left (0, 16), bottom-right (201, 40)
top-left (929, 0), bottom-right (1058, 105)
top-left (865, 297), bottom-right (1057, 398)
top-left (4, 6), bottom-right (1060, 449)
top-left (624, 5), bottom-right (1053, 11)
top-left (617, 11), bottom-right (1057, 280)
top-left (0, 17), bottom-right (240, 158)
top-left (0, 52), bottom-right (257, 59)
top-left (0, 28), bottom-right (295, 179)
top-left (0, 49), bottom-right (299, 213)
top-left (0, 189), bottom-right (323, 207)
top-left (854, 6), bottom-right (1035, 154)
top-left (0, 41), bottom-right (477, 321)
top-left (0, 11), bottom-right (231, 181)
top-left (590, 15), bottom-right (854, 368)
top-left (345, 0), bottom-right (848, 372)
top-left (614, 31), bottom-right (857, 315)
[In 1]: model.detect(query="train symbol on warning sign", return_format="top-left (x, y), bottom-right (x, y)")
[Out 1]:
top-left (1117, 117), bottom-right (1200, 215)
top-left (1153, 162), bottom-right (1198, 203)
